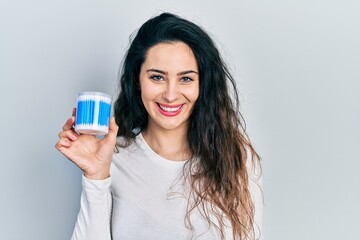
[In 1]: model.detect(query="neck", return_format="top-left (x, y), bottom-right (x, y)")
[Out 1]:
top-left (142, 126), bottom-right (191, 161)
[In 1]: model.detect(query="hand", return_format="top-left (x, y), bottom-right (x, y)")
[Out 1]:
top-left (55, 108), bottom-right (119, 180)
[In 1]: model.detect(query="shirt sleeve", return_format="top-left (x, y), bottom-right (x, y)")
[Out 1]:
top-left (71, 175), bottom-right (112, 240)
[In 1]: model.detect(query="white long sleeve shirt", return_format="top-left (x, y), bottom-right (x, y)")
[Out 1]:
top-left (71, 133), bottom-right (263, 240)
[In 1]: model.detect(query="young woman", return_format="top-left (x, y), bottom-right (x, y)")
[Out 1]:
top-left (56, 13), bottom-right (262, 240)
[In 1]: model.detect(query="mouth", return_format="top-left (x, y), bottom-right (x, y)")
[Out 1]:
top-left (156, 103), bottom-right (184, 116)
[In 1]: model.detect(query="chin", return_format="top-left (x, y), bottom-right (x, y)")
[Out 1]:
top-left (156, 119), bottom-right (188, 131)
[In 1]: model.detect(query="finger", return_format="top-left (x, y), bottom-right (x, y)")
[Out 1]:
top-left (62, 116), bottom-right (76, 131)
top-left (105, 117), bottom-right (119, 145)
top-left (55, 138), bottom-right (71, 149)
top-left (58, 129), bottom-right (77, 141)
top-left (72, 107), bottom-right (76, 117)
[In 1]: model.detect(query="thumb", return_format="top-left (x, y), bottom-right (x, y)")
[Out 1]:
top-left (105, 117), bottom-right (119, 145)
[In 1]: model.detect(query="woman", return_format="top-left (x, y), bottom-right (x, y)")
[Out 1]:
top-left (56, 12), bottom-right (262, 240)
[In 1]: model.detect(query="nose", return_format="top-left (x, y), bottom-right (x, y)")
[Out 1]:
top-left (163, 81), bottom-right (179, 102)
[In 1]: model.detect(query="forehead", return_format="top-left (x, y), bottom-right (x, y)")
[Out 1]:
top-left (142, 42), bottom-right (198, 71)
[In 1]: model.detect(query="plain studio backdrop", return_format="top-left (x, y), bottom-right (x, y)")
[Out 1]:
top-left (0, 0), bottom-right (359, 239)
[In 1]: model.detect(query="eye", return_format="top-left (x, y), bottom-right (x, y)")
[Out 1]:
top-left (181, 77), bottom-right (193, 83)
top-left (150, 75), bottom-right (164, 82)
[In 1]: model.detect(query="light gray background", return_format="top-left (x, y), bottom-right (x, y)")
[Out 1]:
top-left (1, 0), bottom-right (359, 239)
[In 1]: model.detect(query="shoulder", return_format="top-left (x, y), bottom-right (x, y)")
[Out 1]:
top-left (113, 136), bottom-right (137, 161)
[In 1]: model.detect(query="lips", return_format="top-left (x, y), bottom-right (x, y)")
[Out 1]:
top-left (156, 103), bottom-right (184, 116)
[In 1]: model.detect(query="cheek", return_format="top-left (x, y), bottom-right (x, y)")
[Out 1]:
top-left (186, 86), bottom-right (200, 102)
top-left (141, 90), bottom-right (154, 114)
top-left (141, 84), bottom-right (161, 102)
top-left (140, 90), bottom-right (153, 116)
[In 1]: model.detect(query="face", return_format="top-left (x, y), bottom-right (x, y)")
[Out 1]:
top-left (139, 42), bottom-right (199, 133)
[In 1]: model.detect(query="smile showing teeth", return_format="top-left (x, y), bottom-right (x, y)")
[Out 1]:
top-left (158, 104), bottom-right (182, 112)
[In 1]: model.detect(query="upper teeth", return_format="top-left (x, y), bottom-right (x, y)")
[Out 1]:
top-left (159, 104), bottom-right (182, 112)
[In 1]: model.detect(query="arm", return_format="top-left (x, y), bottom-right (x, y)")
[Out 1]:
top-left (71, 176), bottom-right (112, 240)
top-left (55, 110), bottom-right (119, 240)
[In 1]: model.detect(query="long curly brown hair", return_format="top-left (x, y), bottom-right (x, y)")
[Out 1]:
top-left (114, 12), bottom-right (262, 239)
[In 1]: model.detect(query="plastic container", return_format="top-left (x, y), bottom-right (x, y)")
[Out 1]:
top-left (74, 91), bottom-right (112, 135)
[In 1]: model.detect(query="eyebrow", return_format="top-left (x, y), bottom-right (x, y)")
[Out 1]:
top-left (146, 68), bottom-right (198, 75)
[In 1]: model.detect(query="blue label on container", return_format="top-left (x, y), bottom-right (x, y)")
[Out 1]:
top-left (76, 99), bottom-right (111, 126)
top-left (76, 100), bottom-right (95, 125)
top-left (98, 100), bottom-right (111, 126)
